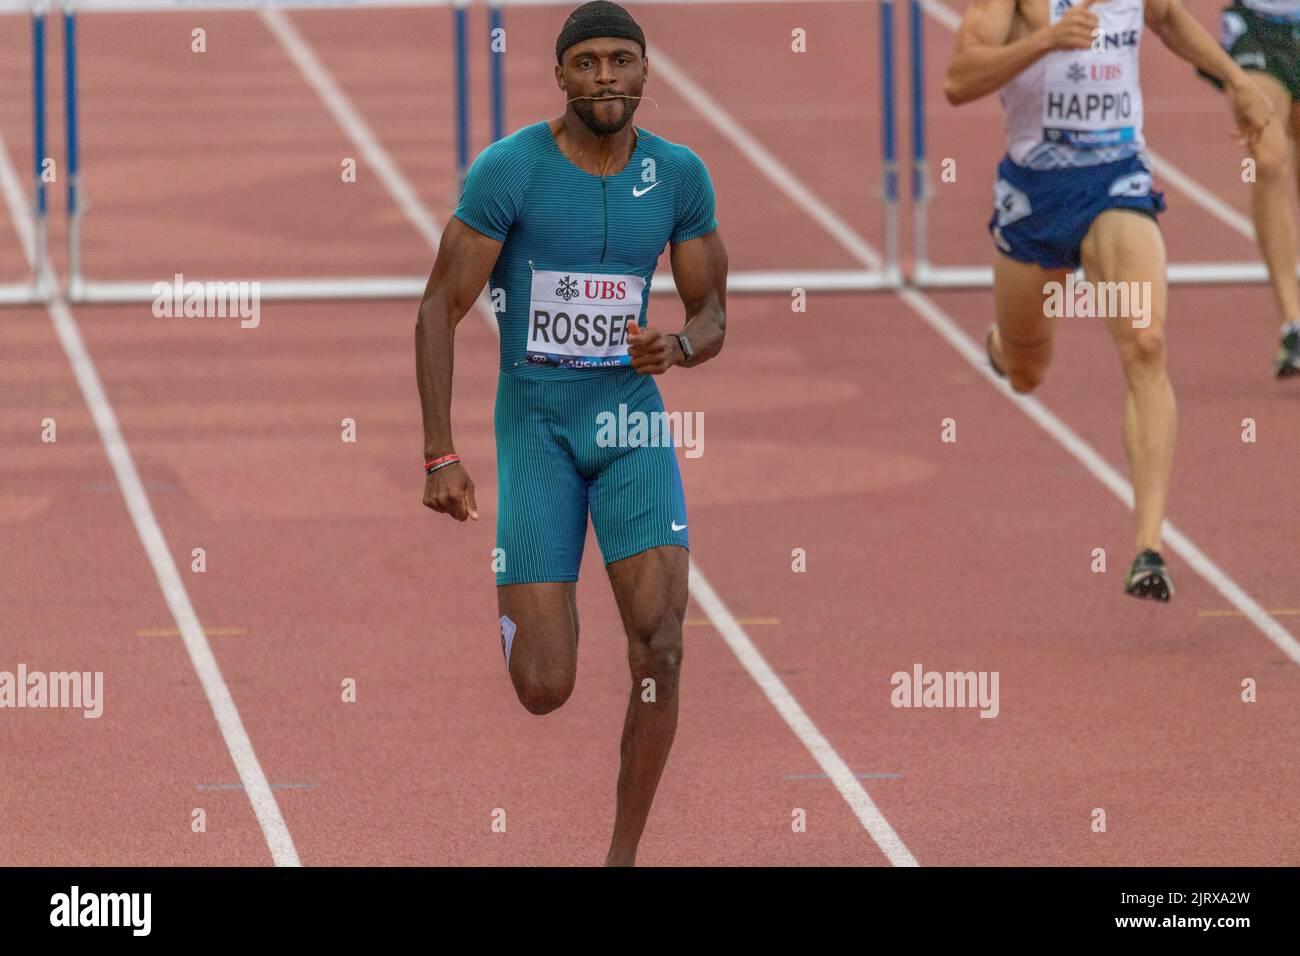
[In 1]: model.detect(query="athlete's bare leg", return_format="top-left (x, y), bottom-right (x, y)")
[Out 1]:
top-left (1290, 93), bottom-right (1300, 195)
top-left (602, 543), bottom-right (687, 867)
top-left (498, 582), bottom-right (579, 715)
top-left (990, 252), bottom-right (1069, 393)
top-left (1246, 72), bottom-right (1300, 326)
top-left (1079, 209), bottom-right (1175, 555)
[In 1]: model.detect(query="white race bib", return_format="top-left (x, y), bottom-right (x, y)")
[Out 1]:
top-left (526, 268), bottom-right (645, 368)
top-left (1041, 1), bottom-right (1144, 151)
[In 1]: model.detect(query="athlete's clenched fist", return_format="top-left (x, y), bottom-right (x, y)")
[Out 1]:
top-left (424, 462), bottom-right (479, 522)
top-left (1228, 75), bottom-right (1273, 148)
top-left (626, 320), bottom-right (683, 375)
top-left (1050, 0), bottom-right (1107, 52)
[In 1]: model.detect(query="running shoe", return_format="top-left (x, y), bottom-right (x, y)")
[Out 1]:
top-left (1275, 327), bottom-right (1300, 379)
top-left (1125, 549), bottom-right (1174, 602)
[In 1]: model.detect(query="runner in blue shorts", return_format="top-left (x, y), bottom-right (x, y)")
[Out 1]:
top-left (945, 0), bottom-right (1270, 602)
top-left (415, 1), bottom-right (728, 865)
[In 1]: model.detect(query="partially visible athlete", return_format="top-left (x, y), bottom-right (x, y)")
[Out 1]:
top-left (415, 1), bottom-right (728, 865)
top-left (945, 0), bottom-right (1271, 601)
top-left (1199, 0), bottom-right (1300, 377)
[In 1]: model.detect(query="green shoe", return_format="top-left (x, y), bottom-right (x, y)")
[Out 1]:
top-left (1276, 328), bottom-right (1300, 380)
top-left (1125, 549), bottom-right (1174, 603)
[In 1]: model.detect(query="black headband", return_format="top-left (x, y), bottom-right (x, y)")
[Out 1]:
top-left (556, 1), bottom-right (645, 65)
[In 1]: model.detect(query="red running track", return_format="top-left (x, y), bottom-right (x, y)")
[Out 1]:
top-left (0, 2), bottom-right (1296, 866)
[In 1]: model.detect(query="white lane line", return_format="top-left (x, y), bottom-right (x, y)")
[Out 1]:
top-left (259, 8), bottom-right (444, 252)
top-left (265, 11), bottom-right (914, 865)
top-left (655, 27), bottom-right (1300, 666)
top-left (919, 0), bottom-right (960, 29)
top-left (899, 288), bottom-right (1300, 666)
top-left (690, 565), bottom-right (919, 866)
top-left (647, 42), bottom-right (885, 272)
top-left (0, 137), bottom-right (302, 866)
top-left (1145, 149), bottom-right (1256, 241)
top-left (921, 0), bottom-right (1258, 241)
top-left (0, 132), bottom-right (33, 262)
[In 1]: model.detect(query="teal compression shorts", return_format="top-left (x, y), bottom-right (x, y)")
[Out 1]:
top-left (493, 368), bottom-right (689, 586)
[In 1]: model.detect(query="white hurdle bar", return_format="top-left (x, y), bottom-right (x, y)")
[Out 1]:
top-left (69, 268), bottom-right (900, 304)
top-left (913, 262), bottom-right (1300, 289)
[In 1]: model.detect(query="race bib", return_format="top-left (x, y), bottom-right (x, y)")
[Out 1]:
top-left (1042, 2), bottom-right (1143, 150)
top-left (526, 268), bottom-right (645, 368)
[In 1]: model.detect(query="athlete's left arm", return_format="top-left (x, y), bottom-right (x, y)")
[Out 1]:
top-left (628, 230), bottom-right (728, 374)
top-left (670, 228), bottom-right (728, 368)
top-left (1145, 0), bottom-right (1271, 144)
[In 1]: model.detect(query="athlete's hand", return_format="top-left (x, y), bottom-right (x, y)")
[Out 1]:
top-left (1228, 75), bottom-right (1273, 148)
top-left (1048, 0), bottom-right (1107, 52)
top-left (423, 463), bottom-right (479, 522)
top-left (626, 320), bottom-right (681, 375)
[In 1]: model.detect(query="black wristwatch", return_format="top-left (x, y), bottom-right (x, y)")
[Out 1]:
top-left (671, 333), bottom-right (694, 364)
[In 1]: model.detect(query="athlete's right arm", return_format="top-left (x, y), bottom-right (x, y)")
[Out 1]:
top-left (944, 0), bottom-right (1102, 105)
top-left (415, 217), bottom-right (502, 522)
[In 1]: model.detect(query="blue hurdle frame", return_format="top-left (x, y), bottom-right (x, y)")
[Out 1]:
top-left (33, 3), bottom-right (47, 281)
top-left (453, 0), bottom-right (470, 194)
top-left (0, 0), bottom-right (51, 304)
top-left (62, 0), bottom-right (80, 298)
top-left (453, 0), bottom-right (505, 196)
top-left (880, 0), bottom-right (899, 282)
top-left (908, 0), bottom-right (927, 282)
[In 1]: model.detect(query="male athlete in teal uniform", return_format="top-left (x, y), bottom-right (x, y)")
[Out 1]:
top-left (415, 2), bottom-right (728, 866)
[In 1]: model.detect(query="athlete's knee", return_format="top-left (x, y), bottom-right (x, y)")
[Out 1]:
top-left (1000, 342), bottom-right (1051, 393)
top-left (515, 671), bottom-right (575, 716)
top-left (627, 616), bottom-right (683, 693)
top-left (1007, 365), bottom-right (1047, 394)
top-left (1251, 134), bottom-right (1290, 182)
top-left (1122, 325), bottom-right (1166, 369)
top-left (499, 612), bottom-right (577, 715)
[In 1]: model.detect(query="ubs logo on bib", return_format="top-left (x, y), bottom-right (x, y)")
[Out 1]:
top-left (553, 274), bottom-right (630, 303)
top-left (1067, 63), bottom-right (1124, 82)
top-left (555, 275), bottom-right (580, 301)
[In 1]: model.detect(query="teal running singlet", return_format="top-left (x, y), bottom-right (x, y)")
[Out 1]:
top-left (453, 120), bottom-right (718, 380)
top-left (451, 120), bottom-right (718, 586)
